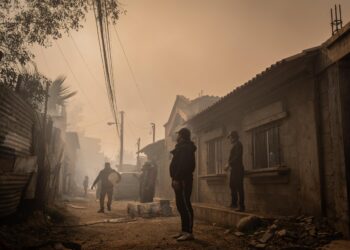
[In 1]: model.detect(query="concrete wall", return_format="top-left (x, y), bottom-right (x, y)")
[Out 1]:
top-left (192, 72), bottom-right (323, 217)
top-left (319, 60), bottom-right (350, 236)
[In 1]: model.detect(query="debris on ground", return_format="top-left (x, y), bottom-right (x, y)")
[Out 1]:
top-left (0, 204), bottom-right (78, 249)
top-left (234, 215), bottom-right (342, 249)
top-left (237, 215), bottom-right (264, 233)
top-left (127, 199), bottom-right (173, 218)
top-left (66, 204), bottom-right (87, 210)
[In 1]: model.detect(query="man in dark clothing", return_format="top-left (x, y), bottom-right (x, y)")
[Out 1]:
top-left (139, 161), bottom-right (158, 203)
top-left (225, 131), bottom-right (245, 212)
top-left (91, 162), bottom-right (115, 213)
top-left (170, 127), bottom-right (197, 241)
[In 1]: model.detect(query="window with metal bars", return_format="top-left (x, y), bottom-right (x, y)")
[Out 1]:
top-left (206, 137), bottom-right (224, 174)
top-left (253, 124), bottom-right (282, 169)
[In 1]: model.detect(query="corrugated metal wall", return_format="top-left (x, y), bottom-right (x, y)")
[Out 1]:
top-left (0, 87), bottom-right (35, 160)
top-left (0, 174), bottom-right (31, 217)
top-left (0, 87), bottom-right (36, 217)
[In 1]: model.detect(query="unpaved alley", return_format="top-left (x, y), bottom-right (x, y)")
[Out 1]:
top-left (33, 194), bottom-right (246, 250)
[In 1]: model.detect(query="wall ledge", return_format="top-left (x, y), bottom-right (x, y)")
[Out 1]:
top-left (199, 173), bottom-right (227, 184)
top-left (245, 166), bottom-right (290, 184)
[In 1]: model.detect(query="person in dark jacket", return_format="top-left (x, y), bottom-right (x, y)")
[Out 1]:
top-left (225, 131), bottom-right (245, 211)
top-left (170, 127), bottom-right (197, 241)
top-left (139, 161), bottom-right (158, 203)
top-left (91, 162), bottom-right (115, 213)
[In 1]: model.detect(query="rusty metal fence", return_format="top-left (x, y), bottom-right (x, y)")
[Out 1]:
top-left (0, 86), bottom-right (36, 217)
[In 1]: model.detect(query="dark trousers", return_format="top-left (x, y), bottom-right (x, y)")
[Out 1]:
top-left (174, 180), bottom-right (194, 233)
top-left (230, 175), bottom-right (245, 208)
top-left (100, 187), bottom-right (113, 209)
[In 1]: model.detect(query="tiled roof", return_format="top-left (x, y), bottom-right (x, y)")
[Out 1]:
top-left (187, 46), bottom-right (320, 123)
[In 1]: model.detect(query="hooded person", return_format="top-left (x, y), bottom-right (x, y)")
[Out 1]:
top-left (170, 127), bottom-right (197, 241)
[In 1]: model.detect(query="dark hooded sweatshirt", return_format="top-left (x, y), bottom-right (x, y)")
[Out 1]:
top-left (170, 140), bottom-right (197, 181)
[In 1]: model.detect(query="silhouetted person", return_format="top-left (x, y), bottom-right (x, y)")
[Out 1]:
top-left (83, 176), bottom-right (89, 197)
top-left (170, 128), bottom-right (196, 241)
top-left (91, 162), bottom-right (115, 213)
top-left (139, 161), bottom-right (157, 203)
top-left (225, 131), bottom-right (245, 212)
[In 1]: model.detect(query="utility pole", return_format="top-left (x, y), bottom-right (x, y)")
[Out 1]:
top-left (136, 138), bottom-right (141, 169)
top-left (151, 123), bottom-right (156, 143)
top-left (36, 81), bottom-right (50, 208)
top-left (119, 111), bottom-right (124, 168)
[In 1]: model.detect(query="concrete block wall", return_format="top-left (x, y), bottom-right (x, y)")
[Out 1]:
top-left (194, 76), bottom-right (323, 217)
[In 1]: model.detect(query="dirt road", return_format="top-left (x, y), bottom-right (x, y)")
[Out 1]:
top-left (52, 193), bottom-right (246, 250)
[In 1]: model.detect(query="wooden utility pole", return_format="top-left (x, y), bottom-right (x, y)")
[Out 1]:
top-left (119, 111), bottom-right (124, 168)
top-left (36, 81), bottom-right (50, 208)
top-left (151, 123), bottom-right (156, 143)
top-left (136, 137), bottom-right (141, 169)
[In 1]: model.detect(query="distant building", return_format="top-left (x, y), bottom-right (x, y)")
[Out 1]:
top-left (63, 132), bottom-right (80, 194)
top-left (187, 23), bottom-right (350, 236)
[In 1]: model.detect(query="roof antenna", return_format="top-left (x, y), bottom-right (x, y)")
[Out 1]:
top-left (331, 4), bottom-right (343, 35)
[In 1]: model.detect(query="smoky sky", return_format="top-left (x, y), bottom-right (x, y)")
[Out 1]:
top-left (32, 0), bottom-right (350, 162)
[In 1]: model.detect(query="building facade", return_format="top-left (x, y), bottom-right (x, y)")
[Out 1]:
top-left (161, 95), bottom-right (220, 199)
top-left (187, 24), bottom-right (350, 236)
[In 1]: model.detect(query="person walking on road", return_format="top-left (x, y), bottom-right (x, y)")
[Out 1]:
top-left (170, 128), bottom-right (197, 241)
top-left (91, 162), bottom-right (117, 213)
top-left (225, 131), bottom-right (245, 212)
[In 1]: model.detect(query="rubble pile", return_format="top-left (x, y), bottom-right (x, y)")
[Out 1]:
top-left (127, 199), bottom-right (173, 218)
top-left (235, 215), bottom-right (342, 250)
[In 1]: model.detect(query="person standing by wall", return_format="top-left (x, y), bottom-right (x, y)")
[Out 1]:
top-left (91, 162), bottom-right (115, 213)
top-left (170, 128), bottom-right (197, 241)
top-left (225, 131), bottom-right (245, 212)
top-left (83, 176), bottom-right (89, 197)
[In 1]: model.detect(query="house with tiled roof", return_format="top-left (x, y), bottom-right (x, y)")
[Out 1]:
top-left (158, 95), bottom-right (220, 199)
top-left (186, 22), bottom-right (350, 236)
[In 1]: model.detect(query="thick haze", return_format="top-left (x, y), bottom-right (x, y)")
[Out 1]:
top-left (32, 0), bottom-right (350, 162)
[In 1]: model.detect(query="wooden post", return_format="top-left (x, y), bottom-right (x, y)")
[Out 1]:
top-left (35, 81), bottom-right (50, 208)
top-left (119, 111), bottom-right (124, 168)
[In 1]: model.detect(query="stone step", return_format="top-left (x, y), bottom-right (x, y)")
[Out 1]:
top-left (192, 202), bottom-right (257, 228)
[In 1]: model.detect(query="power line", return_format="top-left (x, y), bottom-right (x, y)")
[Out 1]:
top-left (93, 6), bottom-right (117, 127)
top-left (112, 25), bottom-right (152, 120)
top-left (68, 33), bottom-right (118, 125)
top-left (68, 34), bottom-right (103, 88)
top-left (93, 0), bottom-right (120, 137)
top-left (39, 47), bottom-right (51, 76)
top-left (55, 40), bottom-right (102, 118)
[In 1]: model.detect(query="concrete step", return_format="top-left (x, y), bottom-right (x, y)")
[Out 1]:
top-left (192, 202), bottom-right (257, 228)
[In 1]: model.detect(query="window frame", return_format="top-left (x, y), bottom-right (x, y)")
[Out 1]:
top-left (252, 123), bottom-right (282, 169)
top-left (206, 137), bottom-right (224, 175)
